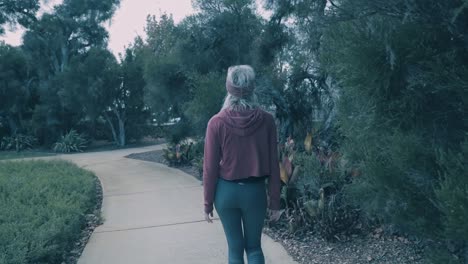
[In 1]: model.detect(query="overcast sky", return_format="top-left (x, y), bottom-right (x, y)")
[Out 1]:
top-left (0, 0), bottom-right (195, 56)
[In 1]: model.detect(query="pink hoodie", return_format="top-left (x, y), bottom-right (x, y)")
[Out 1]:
top-left (203, 108), bottom-right (281, 214)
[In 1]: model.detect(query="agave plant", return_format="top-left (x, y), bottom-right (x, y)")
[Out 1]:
top-left (53, 130), bottom-right (88, 153)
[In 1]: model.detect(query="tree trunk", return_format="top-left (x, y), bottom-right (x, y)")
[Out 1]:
top-left (103, 112), bottom-right (119, 146)
top-left (464, 242), bottom-right (468, 264)
top-left (113, 108), bottom-right (126, 147)
top-left (60, 44), bottom-right (68, 72)
top-left (7, 114), bottom-right (18, 136)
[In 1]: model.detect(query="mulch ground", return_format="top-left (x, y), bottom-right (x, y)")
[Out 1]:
top-left (126, 149), bottom-right (201, 180)
top-left (126, 149), bottom-right (429, 264)
top-left (263, 227), bottom-right (427, 264)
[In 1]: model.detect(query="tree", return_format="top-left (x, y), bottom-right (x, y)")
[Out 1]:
top-left (261, 0), bottom-right (468, 259)
top-left (115, 46), bottom-right (148, 145)
top-left (59, 45), bottom-right (148, 147)
top-left (142, 14), bottom-right (189, 125)
top-left (183, 72), bottom-right (225, 134)
top-left (0, 43), bottom-right (36, 136)
top-left (141, 1), bottom-right (267, 142)
top-left (316, 0), bottom-right (468, 260)
top-left (21, 0), bottom-right (120, 144)
top-left (0, 0), bottom-right (40, 34)
top-left (260, 0), bottom-right (339, 142)
top-left (188, 0), bottom-right (263, 71)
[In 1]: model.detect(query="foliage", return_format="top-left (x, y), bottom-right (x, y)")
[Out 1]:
top-left (141, 2), bottom-right (265, 142)
top-left (0, 151), bottom-right (55, 161)
top-left (184, 72), bottom-right (226, 134)
top-left (192, 155), bottom-right (204, 178)
top-left (1, 0), bottom-right (466, 258)
top-left (190, 140), bottom-right (205, 178)
top-left (261, 0), bottom-right (338, 141)
top-left (60, 46), bottom-right (147, 147)
top-left (0, 134), bottom-right (36, 152)
top-left (311, 0), bottom-right (468, 259)
top-left (299, 151), bottom-right (360, 240)
top-left (142, 14), bottom-right (189, 124)
top-left (279, 137), bottom-right (360, 240)
top-left (162, 141), bottom-right (196, 167)
top-left (119, 46), bottom-right (149, 143)
top-left (52, 130), bottom-right (88, 153)
top-left (0, 43), bottom-right (36, 137)
top-left (20, 0), bottom-right (121, 145)
top-left (0, 160), bottom-right (98, 264)
top-left (0, 0), bottom-right (40, 34)
top-left (435, 138), bottom-right (468, 242)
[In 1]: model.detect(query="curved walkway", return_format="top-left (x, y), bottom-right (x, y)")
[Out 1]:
top-left (54, 145), bottom-right (297, 264)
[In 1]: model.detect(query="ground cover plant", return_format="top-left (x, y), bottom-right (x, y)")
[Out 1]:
top-left (0, 160), bottom-right (99, 264)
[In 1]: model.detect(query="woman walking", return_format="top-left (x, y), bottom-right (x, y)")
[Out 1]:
top-left (203, 65), bottom-right (282, 264)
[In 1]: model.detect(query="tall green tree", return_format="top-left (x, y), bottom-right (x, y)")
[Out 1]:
top-left (314, 0), bottom-right (468, 260)
top-left (0, 43), bottom-right (36, 136)
top-left (187, 0), bottom-right (263, 71)
top-left (0, 0), bottom-right (39, 34)
top-left (142, 14), bottom-right (189, 125)
top-left (21, 0), bottom-right (120, 144)
top-left (119, 45), bottom-right (149, 143)
top-left (142, 1), bottom-right (266, 142)
top-left (60, 46), bottom-right (146, 147)
top-left (260, 0), bottom-right (339, 141)
top-left (262, 0), bottom-right (468, 260)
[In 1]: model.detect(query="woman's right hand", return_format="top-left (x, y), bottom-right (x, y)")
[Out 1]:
top-left (268, 209), bottom-right (282, 222)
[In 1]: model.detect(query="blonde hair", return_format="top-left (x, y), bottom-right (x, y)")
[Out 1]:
top-left (222, 65), bottom-right (259, 111)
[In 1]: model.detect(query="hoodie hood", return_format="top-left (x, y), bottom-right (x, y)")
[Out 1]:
top-left (218, 108), bottom-right (265, 136)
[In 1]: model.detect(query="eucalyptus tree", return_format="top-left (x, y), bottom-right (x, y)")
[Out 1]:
top-left (21, 0), bottom-right (120, 143)
top-left (141, 1), bottom-right (266, 142)
top-left (0, 0), bottom-right (40, 34)
top-left (263, 0), bottom-right (468, 260)
top-left (323, 0), bottom-right (468, 251)
top-left (261, 0), bottom-right (339, 141)
top-left (0, 43), bottom-right (36, 136)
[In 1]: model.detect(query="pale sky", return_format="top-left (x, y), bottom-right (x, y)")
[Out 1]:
top-left (0, 0), bottom-right (195, 56)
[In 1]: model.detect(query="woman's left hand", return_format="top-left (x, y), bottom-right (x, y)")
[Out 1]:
top-left (205, 212), bottom-right (214, 223)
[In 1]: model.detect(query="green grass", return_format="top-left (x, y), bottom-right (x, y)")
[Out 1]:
top-left (0, 150), bottom-right (56, 161)
top-left (0, 160), bottom-right (99, 264)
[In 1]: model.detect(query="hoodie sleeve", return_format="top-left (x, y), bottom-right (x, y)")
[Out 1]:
top-left (268, 116), bottom-right (281, 210)
top-left (203, 118), bottom-right (221, 214)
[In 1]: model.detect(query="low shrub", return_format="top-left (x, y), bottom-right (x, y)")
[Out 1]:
top-left (0, 160), bottom-right (99, 264)
top-left (191, 140), bottom-right (205, 177)
top-left (53, 130), bottom-right (88, 153)
top-left (162, 141), bottom-right (196, 166)
top-left (163, 141), bottom-right (203, 166)
top-left (0, 134), bottom-right (37, 152)
top-left (275, 134), bottom-right (360, 240)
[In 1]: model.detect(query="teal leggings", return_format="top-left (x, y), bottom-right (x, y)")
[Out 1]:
top-left (214, 178), bottom-right (267, 264)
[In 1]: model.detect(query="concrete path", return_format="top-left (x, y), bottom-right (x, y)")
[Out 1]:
top-left (52, 145), bottom-right (297, 264)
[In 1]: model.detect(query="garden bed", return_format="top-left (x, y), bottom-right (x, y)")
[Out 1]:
top-left (126, 149), bottom-right (428, 264)
top-left (126, 149), bottom-right (201, 180)
top-left (263, 226), bottom-right (427, 264)
top-left (0, 160), bottom-right (103, 264)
